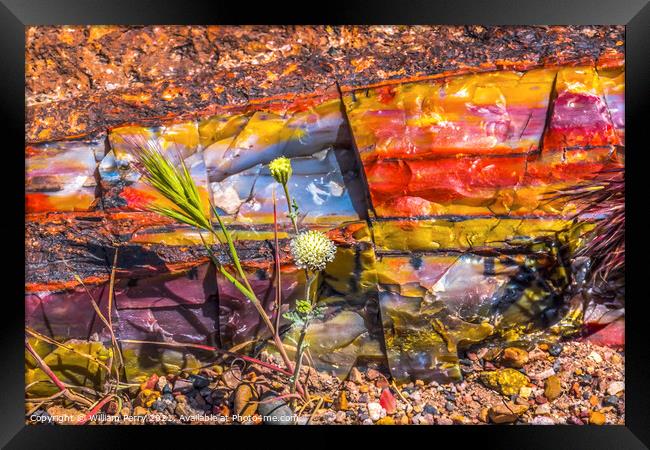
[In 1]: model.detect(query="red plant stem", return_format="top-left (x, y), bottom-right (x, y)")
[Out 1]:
top-left (25, 340), bottom-right (67, 392)
top-left (272, 187), bottom-right (283, 333)
top-left (77, 395), bottom-right (115, 425)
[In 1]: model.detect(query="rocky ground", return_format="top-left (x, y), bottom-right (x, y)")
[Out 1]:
top-left (27, 340), bottom-right (624, 426)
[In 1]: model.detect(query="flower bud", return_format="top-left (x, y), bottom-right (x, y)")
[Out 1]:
top-left (269, 156), bottom-right (292, 185)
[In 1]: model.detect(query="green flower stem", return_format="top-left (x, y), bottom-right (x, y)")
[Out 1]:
top-left (131, 147), bottom-right (306, 396)
top-left (282, 182), bottom-right (299, 234)
top-left (304, 272), bottom-right (318, 305)
top-left (290, 272), bottom-right (317, 399)
top-left (209, 204), bottom-right (255, 295)
top-left (199, 233), bottom-right (302, 397)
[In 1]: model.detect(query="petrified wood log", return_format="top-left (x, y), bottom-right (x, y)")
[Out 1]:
top-left (25, 26), bottom-right (625, 385)
top-left (26, 25), bottom-right (624, 143)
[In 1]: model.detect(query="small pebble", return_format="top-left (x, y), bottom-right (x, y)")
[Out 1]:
top-left (156, 376), bottom-right (169, 392)
top-left (530, 368), bottom-right (555, 380)
top-left (603, 395), bottom-right (619, 408)
top-left (548, 344), bottom-right (563, 357)
top-left (367, 402), bottom-right (385, 422)
top-left (423, 404), bottom-right (438, 415)
top-left (349, 367), bottom-right (363, 384)
top-left (173, 379), bottom-right (194, 393)
top-left (151, 399), bottom-right (165, 411)
top-left (190, 374), bottom-right (210, 389)
top-left (531, 416), bottom-right (555, 425)
top-left (579, 374), bottom-right (593, 384)
top-left (519, 386), bottom-right (532, 399)
top-left (567, 416), bottom-right (584, 425)
top-left (607, 381), bottom-right (625, 396)
top-left (589, 410), bottom-right (606, 425)
top-left (445, 401), bottom-right (455, 412)
top-left (588, 351), bottom-right (603, 364)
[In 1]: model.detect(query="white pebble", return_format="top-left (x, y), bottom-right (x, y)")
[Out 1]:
top-left (588, 351), bottom-right (603, 363)
top-left (156, 376), bottom-right (168, 391)
top-left (531, 416), bottom-right (555, 425)
top-left (530, 368), bottom-right (556, 380)
top-left (607, 381), bottom-right (625, 396)
top-left (367, 402), bottom-right (385, 422)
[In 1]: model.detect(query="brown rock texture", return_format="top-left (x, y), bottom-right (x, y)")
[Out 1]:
top-left (26, 25), bottom-right (624, 143)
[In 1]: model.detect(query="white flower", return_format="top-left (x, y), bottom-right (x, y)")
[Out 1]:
top-left (290, 230), bottom-right (337, 272)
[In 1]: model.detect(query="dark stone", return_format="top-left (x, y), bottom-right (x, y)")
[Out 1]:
top-left (190, 374), bottom-right (210, 389)
top-left (445, 401), bottom-right (455, 412)
top-left (603, 395), bottom-right (619, 408)
top-left (549, 344), bottom-right (563, 357)
top-left (424, 404), bottom-right (439, 415)
top-left (152, 400), bottom-right (166, 411)
top-left (173, 379), bottom-right (194, 393)
top-left (579, 375), bottom-right (593, 384)
top-left (257, 392), bottom-right (295, 425)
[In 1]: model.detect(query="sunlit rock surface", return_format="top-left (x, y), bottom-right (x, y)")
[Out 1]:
top-left (375, 253), bottom-right (538, 383)
top-left (203, 94), bottom-right (367, 234)
top-left (543, 67), bottom-right (621, 151)
top-left (26, 137), bottom-right (105, 213)
top-left (371, 218), bottom-right (594, 253)
top-left (281, 230), bottom-right (385, 377)
top-left (101, 122), bottom-right (210, 215)
top-left (26, 285), bottom-right (114, 342)
top-left (24, 53), bottom-right (625, 386)
top-left (340, 65), bottom-right (623, 382)
top-left (343, 67), bottom-right (624, 219)
top-left (25, 339), bottom-right (112, 397)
